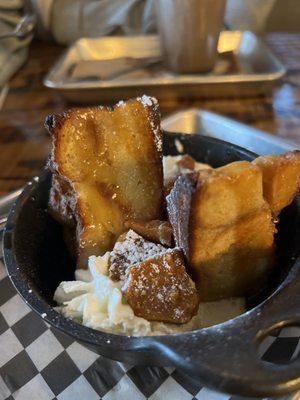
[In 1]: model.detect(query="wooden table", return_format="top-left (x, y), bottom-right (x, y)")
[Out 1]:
top-left (0, 33), bottom-right (299, 197)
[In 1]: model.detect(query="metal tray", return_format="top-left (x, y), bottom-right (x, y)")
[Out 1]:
top-left (162, 108), bottom-right (298, 155)
top-left (44, 31), bottom-right (286, 103)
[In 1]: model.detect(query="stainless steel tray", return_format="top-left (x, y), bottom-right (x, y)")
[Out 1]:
top-left (162, 108), bottom-right (298, 155)
top-left (44, 31), bottom-right (285, 103)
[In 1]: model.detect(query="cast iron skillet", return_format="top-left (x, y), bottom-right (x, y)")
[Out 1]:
top-left (3, 133), bottom-right (300, 397)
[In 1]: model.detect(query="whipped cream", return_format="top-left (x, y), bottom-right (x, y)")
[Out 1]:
top-left (54, 253), bottom-right (245, 336)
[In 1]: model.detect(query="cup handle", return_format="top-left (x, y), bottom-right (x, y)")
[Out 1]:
top-left (150, 258), bottom-right (300, 397)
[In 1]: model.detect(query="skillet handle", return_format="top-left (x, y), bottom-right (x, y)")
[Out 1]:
top-left (151, 259), bottom-right (300, 397)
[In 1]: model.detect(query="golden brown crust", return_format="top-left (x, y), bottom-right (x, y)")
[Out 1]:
top-left (46, 97), bottom-right (164, 268)
top-left (123, 248), bottom-right (199, 324)
top-left (188, 162), bottom-right (276, 300)
top-left (191, 161), bottom-right (266, 229)
top-left (166, 161), bottom-right (277, 301)
top-left (191, 209), bottom-right (276, 300)
top-left (253, 151), bottom-right (300, 216)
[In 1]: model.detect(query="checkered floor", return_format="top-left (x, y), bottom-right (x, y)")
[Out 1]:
top-left (0, 256), bottom-right (299, 400)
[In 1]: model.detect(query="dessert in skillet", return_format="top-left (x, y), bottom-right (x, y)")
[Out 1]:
top-left (48, 96), bottom-right (300, 336)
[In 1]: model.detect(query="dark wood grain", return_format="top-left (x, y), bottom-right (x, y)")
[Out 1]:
top-left (0, 34), bottom-right (299, 196)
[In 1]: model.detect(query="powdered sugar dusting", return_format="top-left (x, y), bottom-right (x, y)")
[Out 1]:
top-left (136, 95), bottom-right (162, 153)
top-left (123, 248), bottom-right (199, 323)
top-left (151, 117), bottom-right (162, 153)
top-left (116, 99), bottom-right (125, 107)
top-left (137, 94), bottom-right (157, 107)
top-left (108, 230), bottom-right (166, 281)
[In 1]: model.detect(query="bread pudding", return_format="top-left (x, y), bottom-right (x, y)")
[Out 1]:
top-left (51, 96), bottom-right (300, 335)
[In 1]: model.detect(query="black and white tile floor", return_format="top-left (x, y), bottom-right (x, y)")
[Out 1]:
top-left (0, 256), bottom-right (299, 400)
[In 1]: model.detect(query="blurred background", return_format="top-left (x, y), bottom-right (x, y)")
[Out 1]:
top-left (0, 0), bottom-right (299, 196)
top-left (32, 0), bottom-right (300, 44)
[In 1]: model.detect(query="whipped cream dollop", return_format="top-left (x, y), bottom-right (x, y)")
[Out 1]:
top-left (54, 253), bottom-right (245, 336)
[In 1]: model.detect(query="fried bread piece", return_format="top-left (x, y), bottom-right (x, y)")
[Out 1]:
top-left (167, 161), bottom-right (276, 300)
top-left (192, 161), bottom-right (266, 228)
top-left (123, 248), bottom-right (199, 323)
top-left (46, 96), bottom-right (164, 267)
top-left (108, 230), bottom-right (166, 281)
top-left (191, 209), bottom-right (275, 300)
top-left (253, 151), bottom-right (300, 216)
top-left (124, 220), bottom-right (172, 246)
